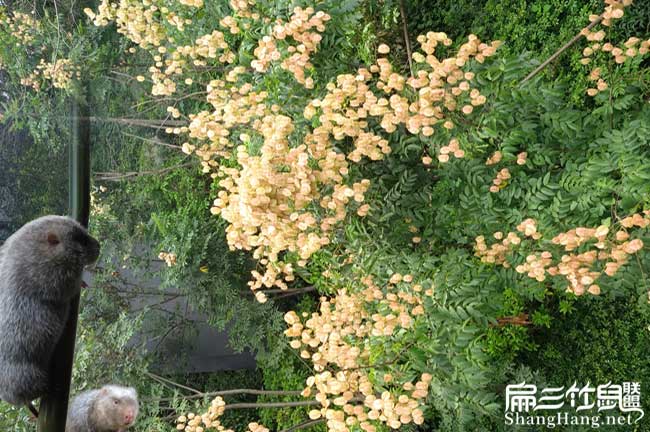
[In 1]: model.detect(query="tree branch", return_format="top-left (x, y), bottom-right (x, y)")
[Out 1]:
top-left (279, 419), bottom-right (326, 432)
top-left (399, 0), bottom-right (414, 78)
top-left (146, 372), bottom-right (203, 395)
top-left (223, 400), bottom-right (320, 410)
top-left (94, 162), bottom-right (194, 181)
top-left (121, 132), bottom-right (181, 150)
top-left (147, 389), bottom-right (304, 402)
top-left (86, 116), bottom-right (188, 128)
top-left (520, 13), bottom-right (604, 84)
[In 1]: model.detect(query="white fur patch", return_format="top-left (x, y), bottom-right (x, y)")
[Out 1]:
top-left (104, 385), bottom-right (137, 399)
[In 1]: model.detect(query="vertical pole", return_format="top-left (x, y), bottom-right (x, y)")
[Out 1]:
top-left (37, 100), bottom-right (90, 431)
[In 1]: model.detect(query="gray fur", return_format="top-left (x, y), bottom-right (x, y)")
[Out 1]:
top-left (0, 215), bottom-right (100, 406)
top-left (66, 385), bottom-right (139, 432)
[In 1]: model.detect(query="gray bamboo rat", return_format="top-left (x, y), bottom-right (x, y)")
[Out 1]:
top-left (66, 384), bottom-right (139, 432)
top-left (0, 215), bottom-right (100, 412)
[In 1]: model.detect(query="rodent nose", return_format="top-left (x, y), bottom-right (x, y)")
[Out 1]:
top-left (124, 413), bottom-right (134, 424)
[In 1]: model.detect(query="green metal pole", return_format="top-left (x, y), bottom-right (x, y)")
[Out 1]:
top-left (37, 100), bottom-right (90, 431)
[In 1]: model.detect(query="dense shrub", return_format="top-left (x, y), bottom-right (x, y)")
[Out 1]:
top-left (2, 0), bottom-right (650, 431)
top-left (406, 0), bottom-right (650, 100)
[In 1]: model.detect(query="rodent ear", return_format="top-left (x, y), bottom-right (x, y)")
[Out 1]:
top-left (47, 232), bottom-right (61, 245)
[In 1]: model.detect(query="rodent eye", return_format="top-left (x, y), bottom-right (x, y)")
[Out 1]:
top-left (47, 233), bottom-right (60, 245)
top-left (113, 399), bottom-right (120, 405)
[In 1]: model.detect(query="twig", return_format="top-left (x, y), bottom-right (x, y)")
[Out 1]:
top-left (492, 313), bottom-right (531, 327)
top-left (262, 286), bottom-right (317, 296)
top-left (223, 400), bottom-right (320, 410)
top-left (279, 419), bottom-right (326, 432)
top-left (50, 0), bottom-right (62, 65)
top-left (399, 0), bottom-right (414, 78)
top-left (256, 287), bottom-right (313, 295)
top-left (635, 253), bottom-right (649, 302)
top-left (86, 116), bottom-right (188, 128)
top-left (94, 161), bottom-right (194, 181)
top-left (121, 132), bottom-right (181, 149)
top-left (145, 372), bottom-right (203, 396)
top-left (520, 13), bottom-right (604, 84)
top-left (146, 389), bottom-right (304, 402)
top-left (273, 290), bottom-right (318, 300)
top-left (130, 91), bottom-right (208, 110)
top-left (109, 70), bottom-right (138, 81)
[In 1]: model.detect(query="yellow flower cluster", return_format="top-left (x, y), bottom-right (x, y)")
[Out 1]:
top-left (0, 12), bottom-right (46, 78)
top-left (251, 7), bottom-right (330, 86)
top-left (38, 58), bottom-right (79, 89)
top-left (81, 1), bottom-right (371, 294)
top-left (87, 0), bottom-right (231, 96)
top-left (84, 3), bottom-right (501, 297)
top-left (158, 251), bottom-right (177, 267)
top-left (305, 33), bottom-right (500, 164)
top-left (84, 0), bottom-right (166, 49)
top-left (20, 58), bottom-right (79, 91)
top-left (176, 396), bottom-right (272, 432)
top-left (489, 168), bottom-right (511, 193)
top-left (134, 29), bottom-right (235, 97)
top-left (0, 11), bottom-right (40, 44)
top-left (179, 0), bottom-right (203, 8)
top-left (229, 0), bottom-right (255, 14)
top-left (485, 150), bottom-right (502, 165)
top-left (283, 274), bottom-right (431, 431)
top-left (438, 138), bottom-right (464, 163)
top-left (219, 15), bottom-right (241, 34)
top-left (277, 8), bottom-right (329, 87)
top-left (475, 231), bottom-right (521, 266)
top-left (19, 75), bottom-right (41, 91)
top-left (174, 273), bottom-right (432, 431)
top-left (176, 397), bottom-right (233, 432)
top-left (515, 251), bottom-right (553, 282)
top-left (210, 115), bottom-right (370, 294)
top-left (580, 0), bottom-right (650, 96)
top-left (475, 213), bottom-right (648, 295)
top-left (89, 186), bottom-right (111, 217)
top-left (475, 219), bottom-right (542, 265)
top-left (516, 152), bottom-right (527, 165)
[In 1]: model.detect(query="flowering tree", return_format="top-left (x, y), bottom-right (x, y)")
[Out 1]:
top-left (1, 0), bottom-right (650, 430)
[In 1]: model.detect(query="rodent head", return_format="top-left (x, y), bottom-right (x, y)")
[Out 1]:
top-left (96, 385), bottom-right (139, 430)
top-left (15, 215), bottom-right (100, 267)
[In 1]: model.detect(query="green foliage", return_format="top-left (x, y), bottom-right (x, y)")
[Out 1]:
top-left (332, 51), bottom-right (650, 428)
top-left (511, 294), bottom-right (650, 431)
top-left (406, 0), bottom-right (650, 101)
top-left (484, 288), bottom-right (538, 362)
top-left (3, 0), bottom-right (650, 431)
top-left (256, 296), bottom-right (325, 431)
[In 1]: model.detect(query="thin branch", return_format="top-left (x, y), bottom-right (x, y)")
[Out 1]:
top-left (131, 91), bottom-right (208, 110)
top-left (94, 161), bottom-right (194, 181)
top-left (201, 389), bottom-right (303, 397)
top-left (520, 13), bottom-right (604, 84)
top-left (145, 372), bottom-right (203, 396)
top-left (261, 286), bottom-right (317, 296)
top-left (109, 70), bottom-right (138, 81)
top-left (224, 400), bottom-right (320, 410)
top-left (399, 0), bottom-right (414, 78)
top-left (635, 253), bottom-right (649, 302)
top-left (86, 116), bottom-right (188, 128)
top-left (493, 313), bottom-right (531, 327)
top-left (279, 419), bottom-right (326, 432)
top-left (146, 389), bottom-right (304, 402)
top-left (273, 288), bottom-right (318, 300)
top-left (121, 132), bottom-right (182, 149)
